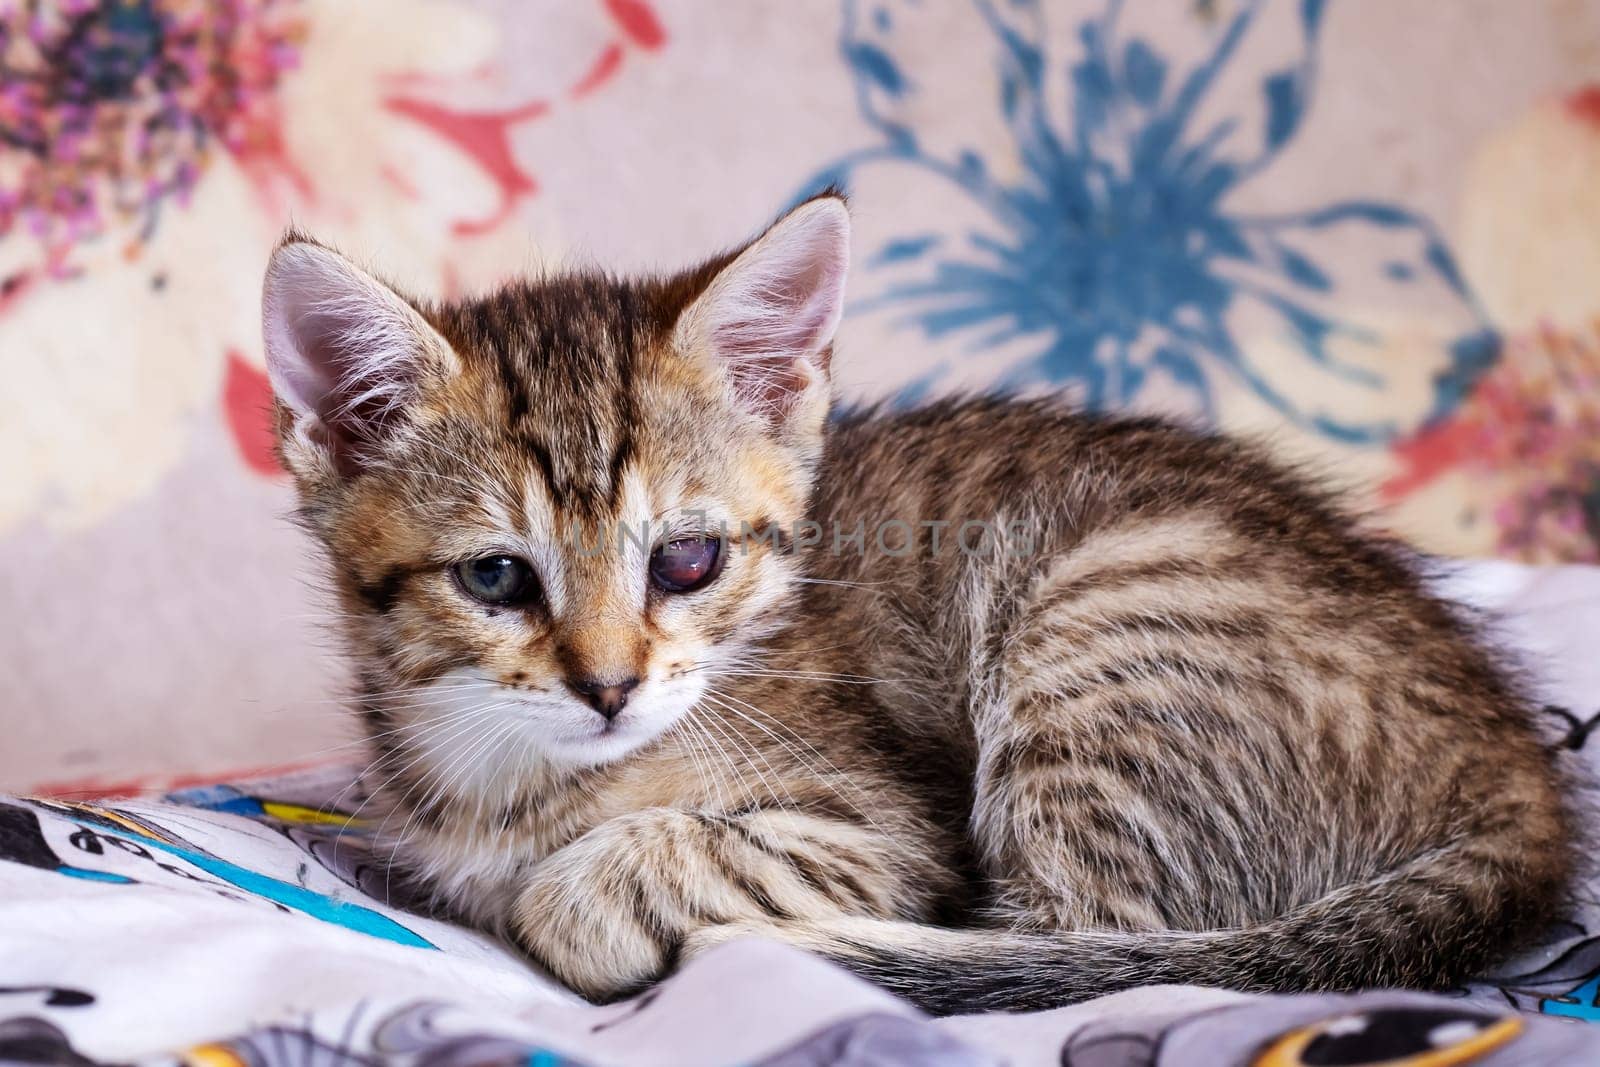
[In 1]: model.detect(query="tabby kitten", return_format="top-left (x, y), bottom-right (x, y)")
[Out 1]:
top-left (264, 193), bottom-right (1574, 1014)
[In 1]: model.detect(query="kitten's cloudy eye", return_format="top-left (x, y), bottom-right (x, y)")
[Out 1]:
top-left (454, 555), bottom-right (537, 606)
top-left (649, 537), bottom-right (723, 593)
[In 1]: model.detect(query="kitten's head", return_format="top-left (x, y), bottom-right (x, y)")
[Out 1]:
top-left (264, 195), bottom-right (848, 775)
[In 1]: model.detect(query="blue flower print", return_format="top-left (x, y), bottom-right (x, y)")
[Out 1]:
top-left (809, 0), bottom-right (1497, 443)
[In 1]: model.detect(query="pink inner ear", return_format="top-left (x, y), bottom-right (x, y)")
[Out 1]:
top-left (713, 268), bottom-right (841, 363)
top-left (698, 199), bottom-right (850, 420)
top-left (290, 305), bottom-right (409, 437)
top-left (264, 243), bottom-right (432, 455)
top-left (714, 274), bottom-right (840, 413)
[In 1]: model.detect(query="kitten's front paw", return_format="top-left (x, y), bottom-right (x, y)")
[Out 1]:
top-left (511, 864), bottom-right (671, 1002)
top-left (508, 809), bottom-right (695, 1002)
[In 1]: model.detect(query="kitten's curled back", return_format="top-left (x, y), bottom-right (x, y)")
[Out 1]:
top-left (262, 192), bottom-right (1575, 1014)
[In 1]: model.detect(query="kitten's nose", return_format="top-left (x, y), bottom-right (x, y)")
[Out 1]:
top-left (567, 675), bottom-right (639, 721)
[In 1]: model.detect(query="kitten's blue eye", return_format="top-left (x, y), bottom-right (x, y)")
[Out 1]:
top-left (454, 555), bottom-right (537, 606)
top-left (649, 537), bottom-right (723, 593)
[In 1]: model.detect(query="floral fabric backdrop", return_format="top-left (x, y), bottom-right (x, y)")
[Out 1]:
top-left (2, 0), bottom-right (1599, 788)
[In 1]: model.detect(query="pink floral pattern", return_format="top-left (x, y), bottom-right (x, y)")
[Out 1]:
top-left (1385, 324), bottom-right (1600, 563)
top-left (0, 0), bottom-right (304, 280)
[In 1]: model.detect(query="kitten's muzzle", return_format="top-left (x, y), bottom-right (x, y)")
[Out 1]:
top-left (566, 675), bottom-right (640, 721)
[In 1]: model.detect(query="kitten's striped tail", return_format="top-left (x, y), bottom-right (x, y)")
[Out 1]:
top-left (734, 845), bottom-right (1556, 1015)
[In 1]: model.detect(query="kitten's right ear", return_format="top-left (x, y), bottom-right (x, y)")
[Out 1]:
top-left (262, 237), bottom-right (457, 477)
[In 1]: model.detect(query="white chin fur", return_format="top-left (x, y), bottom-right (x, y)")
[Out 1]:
top-left (397, 668), bottom-right (704, 805)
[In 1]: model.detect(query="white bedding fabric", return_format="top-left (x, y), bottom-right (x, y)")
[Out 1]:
top-left (3, 560), bottom-right (1600, 1066)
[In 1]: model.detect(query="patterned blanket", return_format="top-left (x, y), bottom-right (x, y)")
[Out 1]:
top-left (3, 560), bottom-right (1600, 1066)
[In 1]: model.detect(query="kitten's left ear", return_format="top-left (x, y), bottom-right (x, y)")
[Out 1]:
top-left (675, 194), bottom-right (850, 441)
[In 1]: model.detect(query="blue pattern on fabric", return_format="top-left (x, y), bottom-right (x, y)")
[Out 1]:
top-left (807, 0), bottom-right (1497, 442)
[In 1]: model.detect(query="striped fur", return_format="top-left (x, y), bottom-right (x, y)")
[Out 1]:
top-left (265, 196), bottom-right (1576, 1013)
